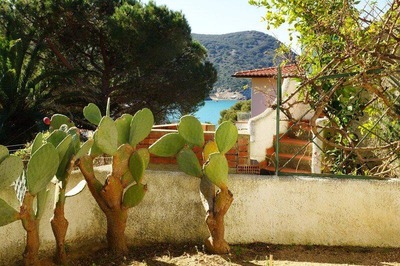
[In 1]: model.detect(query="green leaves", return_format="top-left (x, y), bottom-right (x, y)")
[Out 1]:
top-left (129, 108), bottom-right (154, 147)
top-left (83, 103), bottom-right (102, 125)
top-left (26, 143), bottom-right (59, 195)
top-left (0, 155), bottom-right (23, 189)
top-left (129, 149), bottom-right (150, 183)
top-left (177, 148), bottom-right (202, 177)
top-left (215, 121), bottom-right (238, 154)
top-left (149, 133), bottom-right (185, 157)
top-left (178, 115), bottom-right (204, 147)
top-left (204, 153), bottom-right (228, 190)
top-left (50, 114), bottom-right (74, 131)
top-left (95, 116), bottom-right (118, 155)
top-left (122, 183), bottom-right (147, 208)
top-left (0, 198), bottom-right (19, 226)
top-left (115, 114), bottom-right (133, 145)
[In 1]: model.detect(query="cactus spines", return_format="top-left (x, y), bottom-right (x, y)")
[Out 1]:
top-left (115, 114), bottom-right (133, 146)
top-left (129, 108), bottom-right (154, 147)
top-left (177, 148), bottom-right (202, 178)
top-left (83, 103), bottom-right (102, 125)
top-left (215, 121), bottom-right (238, 154)
top-left (0, 198), bottom-right (20, 226)
top-left (0, 155), bottom-right (24, 189)
top-left (178, 115), bottom-right (205, 147)
top-left (122, 183), bottom-right (147, 208)
top-left (204, 153), bottom-right (228, 190)
top-left (149, 133), bottom-right (185, 157)
top-left (129, 149), bottom-right (150, 183)
top-left (26, 143), bottom-right (59, 195)
top-left (95, 116), bottom-right (118, 155)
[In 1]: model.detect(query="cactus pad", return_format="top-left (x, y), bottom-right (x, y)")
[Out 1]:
top-left (178, 115), bottom-right (205, 147)
top-left (27, 143), bottom-right (59, 195)
top-left (83, 103), bottom-right (102, 125)
top-left (203, 141), bottom-right (218, 162)
top-left (0, 155), bottom-right (23, 189)
top-left (0, 198), bottom-right (19, 226)
top-left (122, 183), bottom-right (147, 208)
top-left (215, 121), bottom-right (238, 154)
top-left (149, 133), bottom-right (185, 157)
top-left (177, 148), bottom-right (202, 178)
top-left (56, 135), bottom-right (72, 162)
top-left (75, 139), bottom-right (94, 160)
top-left (31, 133), bottom-right (44, 155)
top-left (204, 153), bottom-right (228, 190)
top-left (115, 114), bottom-right (133, 145)
top-left (50, 114), bottom-right (75, 131)
top-left (95, 117), bottom-right (118, 155)
top-left (47, 130), bottom-right (68, 148)
top-left (0, 145), bottom-right (9, 163)
top-left (36, 188), bottom-right (49, 220)
top-left (129, 149), bottom-right (150, 183)
top-left (129, 108), bottom-right (154, 147)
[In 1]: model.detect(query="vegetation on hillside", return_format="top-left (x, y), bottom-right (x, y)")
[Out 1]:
top-left (219, 100), bottom-right (251, 124)
top-left (193, 31), bottom-right (280, 92)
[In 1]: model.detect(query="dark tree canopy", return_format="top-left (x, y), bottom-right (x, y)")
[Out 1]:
top-left (0, 0), bottom-right (216, 144)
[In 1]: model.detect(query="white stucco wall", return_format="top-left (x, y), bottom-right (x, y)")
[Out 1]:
top-left (1, 167), bottom-right (400, 264)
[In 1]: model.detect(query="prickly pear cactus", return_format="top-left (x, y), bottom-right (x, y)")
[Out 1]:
top-left (149, 116), bottom-right (238, 189)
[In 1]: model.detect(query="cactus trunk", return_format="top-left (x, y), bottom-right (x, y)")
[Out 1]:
top-left (51, 184), bottom-right (69, 265)
top-left (21, 193), bottom-right (40, 266)
top-left (204, 188), bottom-right (233, 254)
top-left (105, 208), bottom-right (128, 256)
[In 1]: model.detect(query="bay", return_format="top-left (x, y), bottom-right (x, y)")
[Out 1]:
top-left (193, 100), bottom-right (238, 125)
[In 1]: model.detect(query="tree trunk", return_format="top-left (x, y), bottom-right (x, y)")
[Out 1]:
top-left (105, 208), bottom-right (128, 256)
top-left (204, 188), bottom-right (233, 254)
top-left (21, 193), bottom-right (40, 266)
top-left (51, 191), bottom-right (69, 265)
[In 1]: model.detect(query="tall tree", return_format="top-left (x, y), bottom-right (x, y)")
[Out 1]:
top-left (250, 0), bottom-right (400, 176)
top-left (41, 0), bottom-right (217, 125)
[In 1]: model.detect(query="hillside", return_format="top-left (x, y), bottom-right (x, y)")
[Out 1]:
top-left (192, 31), bottom-right (281, 95)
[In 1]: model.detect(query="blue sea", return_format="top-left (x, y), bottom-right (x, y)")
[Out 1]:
top-left (193, 100), bottom-right (238, 125)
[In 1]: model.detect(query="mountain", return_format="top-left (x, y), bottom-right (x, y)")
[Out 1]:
top-left (192, 31), bottom-right (281, 94)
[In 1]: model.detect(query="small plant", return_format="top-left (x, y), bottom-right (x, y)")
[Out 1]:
top-left (149, 115), bottom-right (238, 254)
top-left (77, 100), bottom-right (154, 256)
top-left (0, 139), bottom-right (59, 266)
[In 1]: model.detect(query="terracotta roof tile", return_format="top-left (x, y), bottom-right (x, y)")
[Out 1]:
top-left (232, 64), bottom-right (301, 78)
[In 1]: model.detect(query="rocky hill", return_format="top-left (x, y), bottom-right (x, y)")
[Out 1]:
top-left (192, 31), bottom-right (281, 95)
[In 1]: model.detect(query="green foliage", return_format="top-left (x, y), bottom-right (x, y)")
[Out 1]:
top-left (215, 122), bottom-right (239, 154)
top-left (204, 153), bottom-right (229, 190)
top-left (115, 114), bottom-right (133, 146)
top-left (149, 133), bottom-right (186, 157)
top-left (219, 100), bottom-right (251, 124)
top-left (122, 183), bottom-right (147, 208)
top-left (178, 115), bottom-right (205, 147)
top-left (177, 148), bottom-right (202, 178)
top-left (50, 115), bottom-right (75, 132)
top-left (149, 115), bottom-right (238, 189)
top-left (26, 143), bottom-right (59, 195)
top-left (83, 103), bottom-right (102, 126)
top-left (0, 198), bottom-right (19, 226)
top-left (95, 117), bottom-right (118, 156)
top-left (0, 153), bottom-right (23, 189)
top-left (129, 149), bottom-right (150, 184)
top-left (129, 108), bottom-right (154, 147)
top-left (193, 32), bottom-right (280, 92)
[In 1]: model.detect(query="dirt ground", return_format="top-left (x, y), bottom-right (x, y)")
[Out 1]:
top-left (61, 243), bottom-right (400, 266)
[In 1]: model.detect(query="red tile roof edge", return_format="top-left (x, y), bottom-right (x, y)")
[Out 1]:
top-left (232, 64), bottom-right (301, 78)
